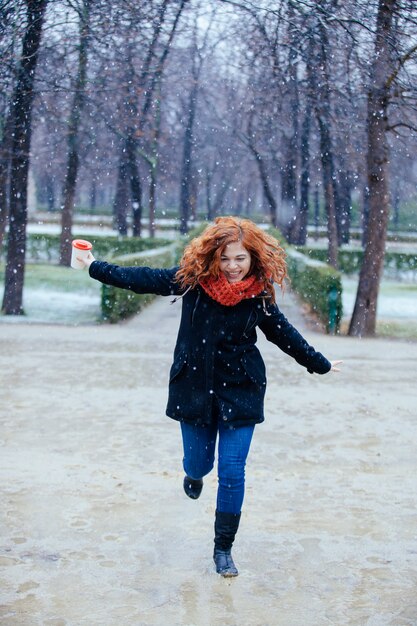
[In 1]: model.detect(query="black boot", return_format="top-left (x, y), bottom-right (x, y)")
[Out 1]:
top-left (183, 475), bottom-right (203, 499)
top-left (213, 510), bottom-right (241, 577)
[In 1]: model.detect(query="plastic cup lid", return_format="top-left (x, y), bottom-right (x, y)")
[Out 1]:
top-left (72, 239), bottom-right (93, 250)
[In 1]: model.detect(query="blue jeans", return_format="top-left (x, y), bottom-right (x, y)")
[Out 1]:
top-left (180, 419), bottom-right (255, 514)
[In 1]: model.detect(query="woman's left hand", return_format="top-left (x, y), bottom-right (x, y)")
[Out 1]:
top-left (330, 360), bottom-right (343, 372)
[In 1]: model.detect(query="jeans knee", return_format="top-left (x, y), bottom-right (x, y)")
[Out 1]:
top-left (183, 456), bottom-right (214, 480)
top-left (218, 462), bottom-right (246, 491)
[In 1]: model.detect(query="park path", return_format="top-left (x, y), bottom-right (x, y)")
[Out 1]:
top-left (1, 291), bottom-right (417, 626)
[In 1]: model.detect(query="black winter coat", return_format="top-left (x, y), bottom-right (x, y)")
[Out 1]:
top-left (89, 262), bottom-right (331, 427)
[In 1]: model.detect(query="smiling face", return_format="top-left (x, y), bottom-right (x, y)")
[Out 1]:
top-left (219, 241), bottom-right (252, 283)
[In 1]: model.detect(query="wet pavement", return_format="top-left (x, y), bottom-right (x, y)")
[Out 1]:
top-left (1, 291), bottom-right (417, 626)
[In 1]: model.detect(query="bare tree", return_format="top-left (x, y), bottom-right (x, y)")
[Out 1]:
top-left (2, 0), bottom-right (48, 315)
top-left (305, 4), bottom-right (339, 267)
top-left (59, 0), bottom-right (92, 266)
top-left (178, 10), bottom-right (213, 234)
top-left (0, 1), bottom-right (27, 253)
top-left (349, 0), bottom-right (417, 336)
top-left (290, 89), bottom-right (312, 245)
top-left (110, 0), bottom-right (187, 237)
top-left (280, 4), bottom-right (299, 236)
top-left (244, 107), bottom-right (279, 227)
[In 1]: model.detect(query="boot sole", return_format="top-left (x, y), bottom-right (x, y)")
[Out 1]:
top-left (219, 570), bottom-right (239, 578)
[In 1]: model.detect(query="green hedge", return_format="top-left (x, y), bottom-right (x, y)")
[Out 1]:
top-left (286, 250), bottom-right (343, 333)
top-left (0, 233), bottom-right (172, 262)
top-left (297, 246), bottom-right (417, 276)
top-left (306, 228), bottom-right (417, 242)
top-left (267, 228), bottom-right (343, 333)
top-left (297, 247), bottom-right (363, 274)
top-left (101, 244), bottom-right (177, 323)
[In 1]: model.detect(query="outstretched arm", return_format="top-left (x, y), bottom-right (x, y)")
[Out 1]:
top-left (77, 252), bottom-right (182, 297)
top-left (259, 304), bottom-right (340, 374)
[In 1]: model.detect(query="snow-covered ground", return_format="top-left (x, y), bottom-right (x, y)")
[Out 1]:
top-left (342, 277), bottom-right (417, 320)
top-left (1, 293), bottom-right (417, 625)
top-left (0, 264), bottom-right (102, 325)
top-left (0, 288), bottom-right (102, 325)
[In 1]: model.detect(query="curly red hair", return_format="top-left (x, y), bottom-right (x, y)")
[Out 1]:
top-left (175, 216), bottom-right (287, 303)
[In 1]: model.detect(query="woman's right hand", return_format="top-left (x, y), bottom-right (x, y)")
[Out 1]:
top-left (77, 251), bottom-right (96, 269)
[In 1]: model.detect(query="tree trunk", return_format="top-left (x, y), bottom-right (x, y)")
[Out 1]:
top-left (249, 142), bottom-right (278, 227)
top-left (349, 0), bottom-right (397, 337)
top-left (280, 134), bottom-right (297, 207)
top-left (2, 0), bottom-right (47, 315)
top-left (89, 179), bottom-right (96, 211)
top-left (149, 165), bottom-right (156, 238)
top-left (45, 173), bottom-right (55, 211)
top-left (113, 146), bottom-right (130, 236)
top-left (148, 79), bottom-right (163, 238)
top-left (205, 163), bottom-right (234, 221)
top-left (313, 185), bottom-right (320, 240)
top-left (0, 109), bottom-right (14, 254)
top-left (392, 180), bottom-right (400, 230)
top-left (59, 0), bottom-right (91, 266)
top-left (307, 17), bottom-right (339, 267)
top-left (0, 158), bottom-right (10, 257)
top-left (318, 115), bottom-right (339, 267)
top-left (281, 10), bottom-right (299, 240)
top-left (205, 169), bottom-right (213, 221)
top-left (338, 168), bottom-right (352, 244)
top-left (212, 174), bottom-right (235, 217)
top-left (126, 136), bottom-right (143, 238)
top-left (180, 75), bottom-right (198, 235)
top-left (0, 173), bottom-right (9, 257)
top-left (290, 101), bottom-right (311, 245)
top-left (361, 183), bottom-right (370, 247)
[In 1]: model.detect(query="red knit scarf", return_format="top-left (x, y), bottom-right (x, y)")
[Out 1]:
top-left (199, 272), bottom-right (264, 306)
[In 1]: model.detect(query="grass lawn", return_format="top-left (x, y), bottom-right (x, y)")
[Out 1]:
top-left (341, 277), bottom-right (417, 341)
top-left (0, 263), bottom-right (101, 325)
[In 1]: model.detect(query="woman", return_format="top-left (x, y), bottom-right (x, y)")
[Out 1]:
top-left (79, 216), bottom-right (342, 577)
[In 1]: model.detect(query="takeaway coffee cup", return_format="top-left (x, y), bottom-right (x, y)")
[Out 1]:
top-left (71, 239), bottom-right (93, 269)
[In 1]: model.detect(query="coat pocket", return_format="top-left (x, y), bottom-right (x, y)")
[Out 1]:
top-left (169, 351), bottom-right (188, 382)
top-left (240, 353), bottom-right (266, 388)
